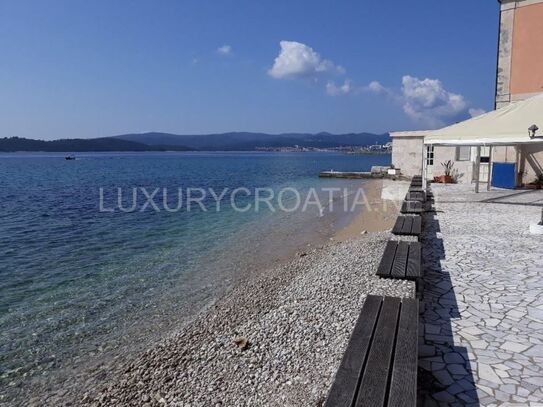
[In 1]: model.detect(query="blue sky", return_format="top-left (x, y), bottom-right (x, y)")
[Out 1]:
top-left (0, 0), bottom-right (500, 140)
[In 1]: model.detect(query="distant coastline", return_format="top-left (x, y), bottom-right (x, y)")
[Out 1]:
top-left (0, 131), bottom-right (390, 153)
top-left (0, 136), bottom-right (193, 153)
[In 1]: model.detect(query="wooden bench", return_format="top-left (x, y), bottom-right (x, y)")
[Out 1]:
top-left (376, 241), bottom-right (421, 280)
top-left (405, 191), bottom-right (425, 202)
top-left (324, 295), bottom-right (418, 407)
top-left (400, 200), bottom-right (423, 214)
top-left (408, 186), bottom-right (424, 193)
top-left (392, 215), bottom-right (422, 237)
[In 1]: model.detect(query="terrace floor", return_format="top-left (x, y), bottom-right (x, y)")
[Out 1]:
top-left (418, 184), bottom-right (543, 406)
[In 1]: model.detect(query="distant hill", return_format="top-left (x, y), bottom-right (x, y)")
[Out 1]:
top-left (0, 137), bottom-right (192, 152)
top-left (114, 131), bottom-right (391, 151)
top-left (0, 132), bottom-right (390, 152)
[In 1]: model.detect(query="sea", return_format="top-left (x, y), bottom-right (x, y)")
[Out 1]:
top-left (0, 151), bottom-right (390, 402)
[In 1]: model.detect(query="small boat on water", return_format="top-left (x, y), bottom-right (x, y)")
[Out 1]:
top-left (65, 156), bottom-right (76, 160)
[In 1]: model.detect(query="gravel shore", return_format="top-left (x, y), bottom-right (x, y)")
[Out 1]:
top-left (79, 232), bottom-right (414, 407)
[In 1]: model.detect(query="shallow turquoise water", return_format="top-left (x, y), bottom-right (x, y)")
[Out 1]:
top-left (0, 151), bottom-right (390, 397)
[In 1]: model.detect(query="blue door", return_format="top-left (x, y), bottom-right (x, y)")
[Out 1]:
top-left (491, 162), bottom-right (516, 189)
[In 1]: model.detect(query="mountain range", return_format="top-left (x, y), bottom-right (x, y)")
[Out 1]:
top-left (0, 132), bottom-right (390, 152)
top-left (114, 132), bottom-right (390, 151)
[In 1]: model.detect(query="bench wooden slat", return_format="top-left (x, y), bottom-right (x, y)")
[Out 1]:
top-left (388, 299), bottom-right (419, 407)
top-left (325, 297), bottom-right (418, 407)
top-left (354, 297), bottom-right (401, 407)
top-left (376, 241), bottom-right (398, 277)
top-left (391, 217), bottom-right (404, 235)
top-left (401, 201), bottom-right (423, 214)
top-left (406, 242), bottom-right (422, 279)
top-left (412, 216), bottom-right (422, 235)
top-left (400, 216), bottom-right (413, 234)
top-left (377, 241), bottom-right (421, 281)
top-left (391, 241), bottom-right (409, 278)
top-left (324, 296), bottom-right (383, 407)
top-left (406, 191), bottom-right (425, 202)
top-left (392, 216), bottom-right (422, 237)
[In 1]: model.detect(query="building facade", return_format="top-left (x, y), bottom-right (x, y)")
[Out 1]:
top-left (495, 0), bottom-right (543, 186)
top-left (391, 0), bottom-right (543, 187)
top-left (496, 0), bottom-right (543, 108)
top-left (390, 132), bottom-right (484, 183)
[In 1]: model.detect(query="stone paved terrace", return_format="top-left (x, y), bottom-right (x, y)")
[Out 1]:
top-left (418, 184), bottom-right (543, 407)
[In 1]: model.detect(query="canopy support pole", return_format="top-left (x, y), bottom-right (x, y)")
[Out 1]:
top-left (422, 144), bottom-right (428, 190)
top-left (421, 141), bottom-right (426, 189)
top-left (487, 146), bottom-right (493, 191)
top-left (474, 146), bottom-right (481, 193)
top-left (515, 146), bottom-right (521, 187)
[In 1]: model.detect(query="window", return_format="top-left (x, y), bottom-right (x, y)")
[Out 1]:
top-left (480, 146), bottom-right (490, 163)
top-left (456, 146), bottom-right (471, 161)
top-left (426, 145), bottom-right (434, 165)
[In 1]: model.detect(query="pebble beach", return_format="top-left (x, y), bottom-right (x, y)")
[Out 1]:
top-left (75, 182), bottom-right (415, 407)
top-left (16, 180), bottom-right (417, 407)
top-left (80, 233), bottom-right (415, 406)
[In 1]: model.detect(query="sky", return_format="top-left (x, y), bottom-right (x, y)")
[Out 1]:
top-left (0, 0), bottom-right (500, 140)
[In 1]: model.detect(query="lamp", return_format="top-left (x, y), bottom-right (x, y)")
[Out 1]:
top-left (528, 124), bottom-right (539, 139)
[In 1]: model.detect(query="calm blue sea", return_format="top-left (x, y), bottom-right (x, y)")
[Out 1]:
top-left (0, 151), bottom-right (390, 398)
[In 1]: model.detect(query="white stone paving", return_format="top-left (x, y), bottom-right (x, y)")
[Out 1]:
top-left (418, 184), bottom-right (543, 407)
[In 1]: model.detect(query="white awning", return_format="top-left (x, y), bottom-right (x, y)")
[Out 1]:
top-left (424, 94), bottom-right (543, 145)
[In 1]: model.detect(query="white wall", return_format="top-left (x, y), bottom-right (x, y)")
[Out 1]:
top-left (519, 144), bottom-right (543, 184)
top-left (433, 146), bottom-right (475, 184)
top-left (391, 136), bottom-right (424, 177)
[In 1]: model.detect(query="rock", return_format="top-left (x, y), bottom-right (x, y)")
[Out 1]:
top-left (234, 337), bottom-right (250, 351)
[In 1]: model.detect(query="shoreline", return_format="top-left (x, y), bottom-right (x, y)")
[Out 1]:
top-left (78, 180), bottom-right (411, 406)
top-left (333, 179), bottom-right (400, 241)
top-left (82, 235), bottom-right (415, 407)
top-left (19, 180), bottom-right (411, 406)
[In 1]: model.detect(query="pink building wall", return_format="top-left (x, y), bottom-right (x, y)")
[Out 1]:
top-left (510, 3), bottom-right (543, 97)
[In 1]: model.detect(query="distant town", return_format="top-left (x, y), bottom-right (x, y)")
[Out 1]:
top-left (255, 142), bottom-right (392, 153)
top-left (0, 132), bottom-right (392, 153)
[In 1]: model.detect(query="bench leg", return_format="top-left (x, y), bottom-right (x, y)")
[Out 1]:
top-left (416, 277), bottom-right (424, 300)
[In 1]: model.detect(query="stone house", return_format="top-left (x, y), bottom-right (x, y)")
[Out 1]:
top-left (391, 0), bottom-right (543, 188)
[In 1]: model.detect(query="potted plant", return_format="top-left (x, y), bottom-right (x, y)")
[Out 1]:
top-left (433, 160), bottom-right (455, 183)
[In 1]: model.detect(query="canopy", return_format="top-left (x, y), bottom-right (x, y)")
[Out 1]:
top-left (424, 93), bottom-right (543, 145)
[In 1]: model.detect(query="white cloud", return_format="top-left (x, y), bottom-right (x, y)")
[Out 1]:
top-left (367, 80), bottom-right (387, 94)
top-left (217, 45), bottom-right (232, 56)
top-left (363, 75), bottom-right (480, 127)
top-left (363, 80), bottom-right (399, 99)
top-left (268, 41), bottom-right (344, 79)
top-left (469, 108), bottom-right (486, 118)
top-left (326, 80), bottom-right (353, 96)
top-left (400, 75), bottom-right (468, 127)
